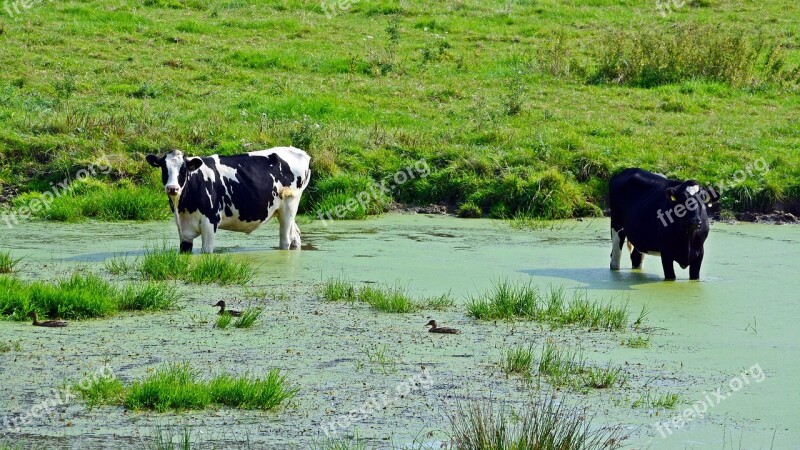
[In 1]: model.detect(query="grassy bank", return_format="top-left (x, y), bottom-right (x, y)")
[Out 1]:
top-left (1, 0), bottom-right (799, 221)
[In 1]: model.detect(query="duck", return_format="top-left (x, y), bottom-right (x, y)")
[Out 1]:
top-left (426, 320), bottom-right (460, 334)
top-left (212, 301), bottom-right (242, 317)
top-left (27, 311), bottom-right (68, 328)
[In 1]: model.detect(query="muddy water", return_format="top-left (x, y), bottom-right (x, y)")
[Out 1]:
top-left (0, 215), bottom-right (798, 449)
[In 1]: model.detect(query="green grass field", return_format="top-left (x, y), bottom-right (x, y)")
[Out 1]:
top-left (1, 0), bottom-right (798, 221)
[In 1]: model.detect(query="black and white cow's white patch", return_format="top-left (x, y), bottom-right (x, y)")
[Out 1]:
top-left (608, 168), bottom-right (712, 280)
top-left (146, 147), bottom-right (311, 253)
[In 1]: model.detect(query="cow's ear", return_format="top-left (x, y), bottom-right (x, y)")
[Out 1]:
top-left (186, 158), bottom-right (203, 171)
top-left (665, 187), bottom-right (677, 202)
top-left (145, 154), bottom-right (162, 168)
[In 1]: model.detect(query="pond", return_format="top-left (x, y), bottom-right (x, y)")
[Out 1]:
top-left (0, 214), bottom-right (797, 449)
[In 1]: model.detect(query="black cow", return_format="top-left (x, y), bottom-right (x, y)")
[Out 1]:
top-left (608, 168), bottom-right (711, 280)
top-left (146, 147), bottom-right (311, 253)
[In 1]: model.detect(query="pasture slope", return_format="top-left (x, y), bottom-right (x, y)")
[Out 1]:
top-left (0, 0), bottom-right (799, 222)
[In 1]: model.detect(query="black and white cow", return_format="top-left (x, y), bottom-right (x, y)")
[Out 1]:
top-left (146, 147), bottom-right (311, 253)
top-left (608, 168), bottom-right (711, 280)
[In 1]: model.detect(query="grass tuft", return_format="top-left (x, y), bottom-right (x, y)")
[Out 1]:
top-left (233, 307), bottom-right (263, 328)
top-left (318, 277), bottom-right (357, 302)
top-left (448, 396), bottom-right (625, 450)
top-left (0, 340), bottom-right (21, 353)
top-left (622, 335), bottom-right (651, 349)
top-left (0, 251), bottom-right (21, 274)
top-left (319, 278), bottom-right (446, 313)
top-left (358, 285), bottom-right (417, 313)
top-left (632, 391), bottom-right (681, 409)
top-left (0, 272), bottom-right (178, 320)
top-left (214, 313), bottom-right (233, 330)
top-left (467, 280), bottom-right (630, 330)
top-left (583, 364), bottom-right (627, 389)
top-left (119, 283), bottom-right (182, 311)
top-left (501, 345), bottom-right (534, 378)
top-left (140, 245), bottom-right (190, 281)
top-left (187, 255), bottom-right (255, 285)
top-left (124, 362), bottom-right (296, 411)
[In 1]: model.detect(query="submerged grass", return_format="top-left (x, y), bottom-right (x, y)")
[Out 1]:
top-left (0, 272), bottom-right (181, 320)
top-left (632, 391), bottom-right (682, 409)
top-left (468, 280), bottom-right (630, 330)
top-left (448, 396), bottom-right (625, 450)
top-left (622, 335), bottom-right (652, 349)
top-left (123, 363), bottom-right (297, 412)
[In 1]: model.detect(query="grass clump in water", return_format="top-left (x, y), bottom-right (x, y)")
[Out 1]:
top-left (233, 307), bottom-right (263, 328)
top-left (214, 313), bottom-right (233, 330)
top-left (582, 364), bottom-right (627, 389)
top-left (358, 285), bottom-right (417, 313)
top-left (0, 273), bottom-right (179, 320)
top-left (622, 334), bottom-right (652, 348)
top-left (0, 340), bottom-right (21, 353)
top-left (448, 396), bottom-right (625, 450)
top-left (119, 283), bottom-right (181, 311)
top-left (187, 254), bottom-right (255, 285)
top-left (0, 251), bottom-right (21, 274)
top-left (75, 374), bottom-right (125, 408)
top-left (140, 245), bottom-right (191, 281)
top-left (538, 341), bottom-right (587, 387)
top-left (105, 256), bottom-right (136, 275)
top-left (501, 345), bottom-right (534, 378)
top-left (467, 280), bottom-right (630, 330)
top-left (632, 391), bottom-right (681, 409)
top-left (319, 278), bottom-right (448, 313)
top-left (124, 363), bottom-right (296, 411)
top-left (318, 277), bottom-right (357, 301)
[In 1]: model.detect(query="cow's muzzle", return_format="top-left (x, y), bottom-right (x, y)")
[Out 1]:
top-left (689, 219), bottom-right (702, 231)
top-left (165, 185), bottom-right (180, 196)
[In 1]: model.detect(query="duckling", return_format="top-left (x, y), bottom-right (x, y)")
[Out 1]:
top-left (212, 301), bottom-right (242, 317)
top-left (27, 311), bottom-right (67, 328)
top-left (425, 320), bottom-right (460, 334)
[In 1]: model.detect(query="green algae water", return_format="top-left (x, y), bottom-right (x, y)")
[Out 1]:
top-left (0, 215), bottom-right (797, 449)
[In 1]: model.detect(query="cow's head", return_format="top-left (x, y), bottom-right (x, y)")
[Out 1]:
top-left (665, 181), bottom-right (710, 232)
top-left (146, 150), bottom-right (204, 198)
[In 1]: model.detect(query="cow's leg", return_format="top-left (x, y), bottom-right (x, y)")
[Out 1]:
top-left (610, 227), bottom-right (626, 270)
top-left (278, 196), bottom-right (301, 250)
top-left (177, 217), bottom-right (199, 254)
top-left (630, 246), bottom-right (644, 269)
top-left (689, 251), bottom-right (703, 281)
top-left (290, 222), bottom-right (302, 250)
top-left (199, 218), bottom-right (216, 254)
top-left (661, 254), bottom-right (676, 281)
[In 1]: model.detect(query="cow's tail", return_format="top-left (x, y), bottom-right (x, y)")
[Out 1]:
top-left (279, 186), bottom-right (296, 199)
